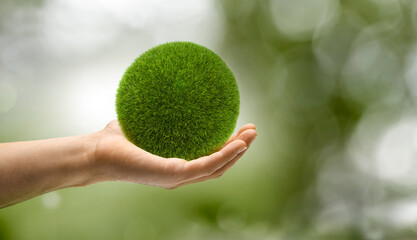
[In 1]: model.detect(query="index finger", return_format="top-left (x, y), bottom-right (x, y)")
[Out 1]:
top-left (221, 123), bottom-right (257, 149)
top-left (183, 140), bottom-right (246, 180)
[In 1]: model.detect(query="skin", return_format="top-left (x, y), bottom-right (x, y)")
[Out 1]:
top-left (0, 120), bottom-right (257, 209)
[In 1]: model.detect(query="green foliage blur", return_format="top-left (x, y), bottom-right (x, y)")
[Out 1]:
top-left (1, 0), bottom-right (417, 239)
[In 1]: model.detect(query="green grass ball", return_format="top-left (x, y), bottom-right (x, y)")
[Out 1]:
top-left (116, 41), bottom-right (240, 160)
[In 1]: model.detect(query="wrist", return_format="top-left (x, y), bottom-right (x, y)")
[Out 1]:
top-left (57, 133), bottom-right (101, 188)
top-left (78, 130), bottom-right (120, 186)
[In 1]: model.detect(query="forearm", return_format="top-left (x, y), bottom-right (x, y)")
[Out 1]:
top-left (0, 134), bottom-right (97, 208)
top-left (0, 121), bottom-right (257, 208)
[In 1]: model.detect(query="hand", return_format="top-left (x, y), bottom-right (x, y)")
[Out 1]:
top-left (0, 120), bottom-right (256, 208)
top-left (93, 120), bottom-right (257, 189)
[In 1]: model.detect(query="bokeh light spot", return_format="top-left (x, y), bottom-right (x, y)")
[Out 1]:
top-left (217, 202), bottom-right (247, 232)
top-left (269, 0), bottom-right (339, 41)
top-left (375, 118), bottom-right (417, 182)
top-left (41, 192), bottom-right (61, 209)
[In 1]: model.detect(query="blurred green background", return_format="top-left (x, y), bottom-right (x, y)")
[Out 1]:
top-left (1, 0), bottom-right (417, 239)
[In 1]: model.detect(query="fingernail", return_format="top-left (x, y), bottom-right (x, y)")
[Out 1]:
top-left (238, 146), bottom-right (247, 154)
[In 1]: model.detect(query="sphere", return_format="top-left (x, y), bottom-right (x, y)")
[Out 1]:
top-left (116, 42), bottom-right (240, 160)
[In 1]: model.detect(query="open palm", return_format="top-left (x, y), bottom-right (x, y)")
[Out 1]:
top-left (93, 120), bottom-right (257, 189)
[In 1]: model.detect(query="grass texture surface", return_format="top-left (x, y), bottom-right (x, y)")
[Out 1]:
top-left (116, 42), bottom-right (240, 160)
